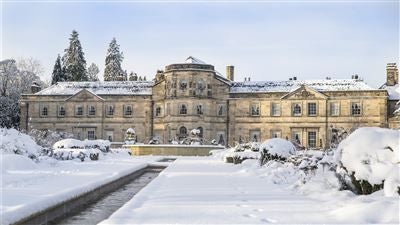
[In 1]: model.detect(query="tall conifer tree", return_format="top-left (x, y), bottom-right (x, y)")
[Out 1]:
top-left (51, 55), bottom-right (64, 84)
top-left (104, 38), bottom-right (124, 81)
top-left (62, 30), bottom-right (88, 81)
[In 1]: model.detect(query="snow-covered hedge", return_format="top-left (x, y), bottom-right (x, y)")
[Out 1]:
top-left (336, 127), bottom-right (400, 196)
top-left (53, 139), bottom-right (110, 152)
top-left (0, 128), bottom-right (42, 158)
top-left (53, 148), bottom-right (102, 161)
top-left (259, 138), bottom-right (296, 165)
top-left (51, 138), bottom-right (111, 161)
top-left (223, 142), bottom-right (260, 164)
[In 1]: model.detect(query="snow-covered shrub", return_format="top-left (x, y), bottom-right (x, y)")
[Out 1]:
top-left (259, 138), bottom-right (296, 165)
top-left (53, 139), bottom-right (110, 152)
top-left (52, 148), bottom-right (102, 162)
top-left (335, 127), bottom-right (400, 195)
top-left (53, 138), bottom-right (84, 149)
top-left (223, 142), bottom-right (260, 164)
top-left (52, 138), bottom-right (110, 161)
top-left (0, 128), bottom-right (42, 158)
top-left (28, 129), bottom-right (74, 148)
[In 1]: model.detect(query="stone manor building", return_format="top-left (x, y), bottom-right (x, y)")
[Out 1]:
top-left (20, 57), bottom-right (399, 149)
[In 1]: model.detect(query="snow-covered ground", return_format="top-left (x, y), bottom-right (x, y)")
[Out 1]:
top-left (100, 157), bottom-right (399, 224)
top-left (1, 151), bottom-right (162, 225)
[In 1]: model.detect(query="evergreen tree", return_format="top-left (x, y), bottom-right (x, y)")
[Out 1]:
top-left (104, 38), bottom-right (124, 81)
top-left (51, 55), bottom-right (64, 85)
top-left (62, 30), bottom-right (88, 81)
top-left (143, 76), bottom-right (147, 81)
top-left (87, 63), bottom-right (100, 81)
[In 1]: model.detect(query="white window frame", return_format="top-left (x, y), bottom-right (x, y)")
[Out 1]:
top-left (292, 103), bottom-right (302, 116)
top-left (75, 105), bottom-right (83, 117)
top-left (351, 102), bottom-right (362, 116)
top-left (307, 102), bottom-right (317, 116)
top-left (106, 105), bottom-right (114, 117)
top-left (308, 131), bottom-right (317, 148)
top-left (58, 105), bottom-right (65, 117)
top-left (87, 130), bottom-right (95, 140)
top-left (271, 102), bottom-right (281, 116)
top-left (40, 105), bottom-right (48, 117)
top-left (88, 105), bottom-right (96, 116)
top-left (330, 102), bottom-right (340, 116)
top-left (271, 130), bottom-right (282, 138)
top-left (250, 103), bottom-right (260, 116)
top-left (124, 105), bottom-right (133, 117)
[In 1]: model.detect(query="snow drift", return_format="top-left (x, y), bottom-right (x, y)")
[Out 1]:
top-left (0, 128), bottom-right (42, 157)
top-left (336, 127), bottom-right (400, 196)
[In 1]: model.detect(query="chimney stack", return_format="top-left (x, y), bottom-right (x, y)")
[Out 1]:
top-left (386, 63), bottom-right (398, 86)
top-left (226, 65), bottom-right (234, 81)
top-left (31, 81), bottom-right (41, 94)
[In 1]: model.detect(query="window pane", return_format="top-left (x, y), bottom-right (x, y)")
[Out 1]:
top-left (308, 131), bottom-right (317, 148)
top-left (308, 103), bottom-right (316, 116)
top-left (292, 103), bottom-right (301, 116)
top-left (351, 103), bottom-right (361, 115)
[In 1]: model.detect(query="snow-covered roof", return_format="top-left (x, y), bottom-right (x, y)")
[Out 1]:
top-left (185, 56), bottom-right (206, 64)
top-left (35, 81), bottom-right (153, 96)
top-left (380, 84), bottom-right (400, 100)
top-left (230, 79), bottom-right (376, 93)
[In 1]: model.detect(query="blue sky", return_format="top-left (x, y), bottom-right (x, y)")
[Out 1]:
top-left (2, 1), bottom-right (399, 87)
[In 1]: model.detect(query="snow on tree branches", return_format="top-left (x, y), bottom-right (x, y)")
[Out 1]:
top-left (51, 55), bottom-right (65, 84)
top-left (104, 38), bottom-right (125, 81)
top-left (62, 30), bottom-right (88, 81)
top-left (87, 63), bottom-right (100, 81)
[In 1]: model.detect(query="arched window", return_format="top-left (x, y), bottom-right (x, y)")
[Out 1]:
top-left (179, 104), bottom-right (187, 115)
top-left (197, 127), bottom-right (203, 138)
top-left (179, 126), bottom-right (187, 136)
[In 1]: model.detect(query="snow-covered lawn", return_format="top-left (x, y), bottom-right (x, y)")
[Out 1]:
top-left (1, 152), bottom-right (162, 225)
top-left (101, 157), bottom-right (399, 224)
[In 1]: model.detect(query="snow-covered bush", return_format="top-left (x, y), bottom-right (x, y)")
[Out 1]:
top-left (53, 139), bottom-right (110, 152)
top-left (259, 138), bottom-right (296, 165)
top-left (0, 128), bottom-right (42, 158)
top-left (222, 142), bottom-right (260, 164)
top-left (52, 148), bottom-right (102, 161)
top-left (51, 138), bottom-right (110, 161)
top-left (335, 127), bottom-right (400, 196)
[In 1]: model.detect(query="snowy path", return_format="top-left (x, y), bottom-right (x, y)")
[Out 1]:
top-left (100, 157), bottom-right (353, 224)
top-left (1, 154), bottom-right (162, 225)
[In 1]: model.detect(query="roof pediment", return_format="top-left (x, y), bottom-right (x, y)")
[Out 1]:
top-left (65, 89), bottom-right (104, 102)
top-left (281, 85), bottom-right (327, 100)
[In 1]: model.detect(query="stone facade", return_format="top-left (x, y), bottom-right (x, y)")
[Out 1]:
top-left (20, 57), bottom-right (398, 149)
